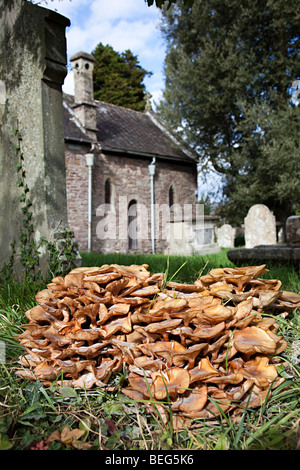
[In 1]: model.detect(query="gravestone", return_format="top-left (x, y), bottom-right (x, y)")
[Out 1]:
top-left (215, 223), bottom-right (236, 248)
top-left (0, 0), bottom-right (80, 275)
top-left (244, 204), bottom-right (276, 248)
top-left (286, 216), bottom-right (300, 247)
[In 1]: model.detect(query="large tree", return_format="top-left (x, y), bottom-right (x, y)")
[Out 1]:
top-left (145, 0), bottom-right (194, 7)
top-left (92, 43), bottom-right (151, 112)
top-left (159, 0), bottom-right (300, 224)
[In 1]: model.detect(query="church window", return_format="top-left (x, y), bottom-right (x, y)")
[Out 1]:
top-left (105, 178), bottom-right (111, 205)
top-left (128, 199), bottom-right (138, 250)
top-left (169, 185), bottom-right (175, 210)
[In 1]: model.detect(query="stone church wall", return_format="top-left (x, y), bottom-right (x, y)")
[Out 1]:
top-left (65, 144), bottom-right (197, 254)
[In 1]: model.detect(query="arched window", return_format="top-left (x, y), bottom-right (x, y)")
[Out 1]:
top-left (128, 199), bottom-right (138, 250)
top-left (169, 185), bottom-right (174, 210)
top-left (105, 178), bottom-right (111, 205)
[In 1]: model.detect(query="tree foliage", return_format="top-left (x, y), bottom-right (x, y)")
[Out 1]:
top-left (145, 0), bottom-right (194, 8)
top-left (92, 43), bottom-right (151, 112)
top-left (159, 0), bottom-right (300, 224)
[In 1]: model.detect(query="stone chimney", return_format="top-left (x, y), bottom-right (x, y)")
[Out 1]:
top-left (70, 51), bottom-right (97, 140)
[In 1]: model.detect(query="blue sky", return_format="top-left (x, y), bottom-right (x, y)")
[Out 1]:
top-left (35, 0), bottom-right (223, 201)
top-left (38, 0), bottom-right (166, 107)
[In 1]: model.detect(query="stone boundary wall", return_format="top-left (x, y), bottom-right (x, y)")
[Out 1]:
top-left (0, 0), bottom-right (71, 272)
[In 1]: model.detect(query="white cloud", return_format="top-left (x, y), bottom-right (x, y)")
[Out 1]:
top-left (150, 89), bottom-right (163, 110)
top-left (100, 19), bottom-right (157, 53)
top-left (38, 0), bottom-right (90, 19)
top-left (88, 0), bottom-right (158, 24)
top-left (63, 69), bottom-right (74, 95)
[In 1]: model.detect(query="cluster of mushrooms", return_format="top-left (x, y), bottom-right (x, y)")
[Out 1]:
top-left (16, 263), bottom-right (300, 422)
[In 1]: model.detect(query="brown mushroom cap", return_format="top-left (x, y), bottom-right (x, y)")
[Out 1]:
top-left (191, 321), bottom-right (226, 339)
top-left (71, 371), bottom-right (107, 389)
top-left (134, 319), bottom-right (182, 342)
top-left (233, 326), bottom-right (281, 357)
top-left (134, 355), bottom-right (166, 371)
top-left (34, 360), bottom-right (60, 381)
top-left (166, 281), bottom-right (204, 293)
top-left (186, 390), bottom-right (232, 418)
top-left (150, 367), bottom-right (190, 400)
top-left (64, 272), bottom-right (85, 289)
top-left (143, 318), bottom-right (182, 335)
top-left (257, 290), bottom-right (280, 308)
top-left (238, 385), bottom-right (270, 411)
top-left (101, 314), bottom-right (132, 338)
top-left (189, 357), bottom-right (219, 384)
top-left (139, 340), bottom-right (186, 368)
top-left (241, 356), bottom-right (278, 388)
top-left (111, 264), bottom-right (150, 282)
top-left (226, 378), bottom-right (254, 402)
top-left (171, 385), bottom-right (207, 412)
top-left (200, 304), bottom-right (234, 323)
top-left (172, 343), bottom-right (208, 369)
top-left (129, 285), bottom-right (160, 297)
top-left (148, 298), bottom-right (188, 316)
top-left (128, 371), bottom-right (151, 398)
top-left (203, 372), bottom-right (244, 385)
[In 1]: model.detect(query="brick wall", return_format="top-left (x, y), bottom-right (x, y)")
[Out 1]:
top-left (65, 144), bottom-right (197, 254)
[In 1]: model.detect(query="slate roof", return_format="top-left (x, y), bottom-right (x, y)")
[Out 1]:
top-left (63, 94), bottom-right (94, 145)
top-left (63, 93), bottom-right (195, 164)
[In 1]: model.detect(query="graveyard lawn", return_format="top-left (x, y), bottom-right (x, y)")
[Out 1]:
top-left (0, 249), bottom-right (299, 451)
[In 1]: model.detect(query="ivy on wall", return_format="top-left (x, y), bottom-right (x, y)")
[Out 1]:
top-left (1, 125), bottom-right (80, 283)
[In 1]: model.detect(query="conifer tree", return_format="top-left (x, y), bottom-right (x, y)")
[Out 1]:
top-left (159, 0), bottom-right (300, 224)
top-left (92, 43), bottom-right (151, 112)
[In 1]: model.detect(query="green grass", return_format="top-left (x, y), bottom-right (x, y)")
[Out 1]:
top-left (0, 249), bottom-right (299, 450)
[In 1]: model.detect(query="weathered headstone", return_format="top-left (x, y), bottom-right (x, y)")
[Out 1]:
top-left (215, 223), bottom-right (236, 248)
top-left (168, 213), bottom-right (220, 256)
top-left (0, 0), bottom-right (80, 274)
top-left (244, 204), bottom-right (277, 248)
top-left (286, 216), bottom-right (300, 247)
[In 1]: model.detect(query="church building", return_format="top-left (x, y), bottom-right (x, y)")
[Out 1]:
top-left (63, 51), bottom-right (198, 254)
